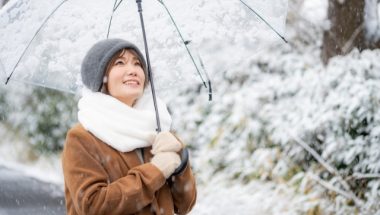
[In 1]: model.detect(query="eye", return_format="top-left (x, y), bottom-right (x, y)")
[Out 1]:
top-left (115, 59), bottom-right (124, 65)
top-left (135, 61), bottom-right (142, 67)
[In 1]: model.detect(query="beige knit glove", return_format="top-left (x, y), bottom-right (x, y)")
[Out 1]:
top-left (151, 152), bottom-right (181, 179)
top-left (151, 131), bottom-right (183, 155)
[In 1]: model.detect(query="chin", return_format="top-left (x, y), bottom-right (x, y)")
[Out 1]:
top-left (124, 92), bottom-right (143, 100)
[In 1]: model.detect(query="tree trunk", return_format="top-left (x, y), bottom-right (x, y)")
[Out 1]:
top-left (321, 0), bottom-right (367, 64)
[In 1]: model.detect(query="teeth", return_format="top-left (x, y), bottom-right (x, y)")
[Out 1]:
top-left (124, 80), bottom-right (139, 85)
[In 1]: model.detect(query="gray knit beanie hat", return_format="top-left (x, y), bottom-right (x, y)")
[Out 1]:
top-left (81, 38), bottom-right (148, 92)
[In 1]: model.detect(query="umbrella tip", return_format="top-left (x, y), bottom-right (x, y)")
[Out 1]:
top-left (282, 36), bottom-right (289, 44)
top-left (208, 81), bottom-right (212, 101)
top-left (5, 76), bottom-right (10, 85)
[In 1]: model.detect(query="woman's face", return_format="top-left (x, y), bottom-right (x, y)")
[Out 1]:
top-left (106, 49), bottom-right (145, 106)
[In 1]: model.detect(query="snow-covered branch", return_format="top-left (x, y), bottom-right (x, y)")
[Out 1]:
top-left (308, 173), bottom-right (364, 207)
top-left (352, 173), bottom-right (380, 179)
top-left (290, 132), bottom-right (363, 207)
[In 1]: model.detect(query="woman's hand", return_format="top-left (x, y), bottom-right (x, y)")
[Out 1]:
top-left (151, 131), bottom-right (183, 155)
top-left (151, 152), bottom-right (181, 178)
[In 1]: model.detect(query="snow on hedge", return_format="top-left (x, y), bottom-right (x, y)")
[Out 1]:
top-left (167, 2), bottom-right (380, 211)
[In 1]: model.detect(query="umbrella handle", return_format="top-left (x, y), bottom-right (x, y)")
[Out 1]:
top-left (171, 147), bottom-right (189, 176)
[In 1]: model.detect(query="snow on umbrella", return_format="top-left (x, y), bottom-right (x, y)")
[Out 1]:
top-left (0, 0), bottom-right (288, 96)
top-left (0, 0), bottom-right (288, 174)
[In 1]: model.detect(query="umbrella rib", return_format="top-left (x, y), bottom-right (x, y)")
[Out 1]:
top-left (198, 54), bottom-right (213, 101)
top-left (107, 0), bottom-right (125, 38)
top-left (156, 0), bottom-right (209, 90)
top-left (239, 0), bottom-right (288, 43)
top-left (114, 0), bottom-right (124, 11)
top-left (5, 0), bottom-right (70, 85)
top-left (107, 0), bottom-right (119, 38)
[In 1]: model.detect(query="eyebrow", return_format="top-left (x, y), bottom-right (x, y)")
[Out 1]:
top-left (117, 55), bottom-right (140, 62)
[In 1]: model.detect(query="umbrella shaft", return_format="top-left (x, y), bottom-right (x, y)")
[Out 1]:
top-left (136, 0), bottom-right (162, 132)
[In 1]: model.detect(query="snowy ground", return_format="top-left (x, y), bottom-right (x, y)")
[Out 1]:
top-left (191, 179), bottom-right (321, 215)
top-left (0, 166), bottom-right (65, 215)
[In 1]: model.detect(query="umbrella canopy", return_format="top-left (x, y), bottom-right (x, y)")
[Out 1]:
top-left (0, 0), bottom-right (288, 176)
top-left (0, 0), bottom-right (288, 97)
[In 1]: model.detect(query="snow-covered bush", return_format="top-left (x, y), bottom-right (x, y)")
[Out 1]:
top-left (166, 1), bottom-right (380, 213)
top-left (168, 45), bottom-right (380, 214)
top-left (0, 83), bottom-right (77, 154)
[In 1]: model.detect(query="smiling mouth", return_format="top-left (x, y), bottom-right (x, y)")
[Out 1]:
top-left (123, 80), bottom-right (140, 86)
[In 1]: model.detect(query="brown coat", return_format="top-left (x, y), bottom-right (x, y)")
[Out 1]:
top-left (62, 124), bottom-right (196, 215)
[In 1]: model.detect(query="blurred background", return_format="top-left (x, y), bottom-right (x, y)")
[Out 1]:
top-left (1, 0), bottom-right (380, 214)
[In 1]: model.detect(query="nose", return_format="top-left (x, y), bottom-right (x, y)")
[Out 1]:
top-left (125, 64), bottom-right (137, 76)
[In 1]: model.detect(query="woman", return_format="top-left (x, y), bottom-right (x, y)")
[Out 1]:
top-left (62, 38), bottom-right (197, 215)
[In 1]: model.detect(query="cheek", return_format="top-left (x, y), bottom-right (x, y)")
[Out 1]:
top-left (140, 70), bottom-right (146, 84)
top-left (107, 70), bottom-right (122, 90)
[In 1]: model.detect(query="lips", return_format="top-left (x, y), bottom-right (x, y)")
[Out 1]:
top-left (123, 79), bottom-right (140, 86)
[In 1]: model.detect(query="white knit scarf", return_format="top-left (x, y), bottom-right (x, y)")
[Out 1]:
top-left (78, 88), bottom-right (172, 152)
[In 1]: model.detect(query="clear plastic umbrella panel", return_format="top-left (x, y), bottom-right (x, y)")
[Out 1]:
top-left (0, 0), bottom-right (288, 97)
top-left (0, 0), bottom-right (288, 175)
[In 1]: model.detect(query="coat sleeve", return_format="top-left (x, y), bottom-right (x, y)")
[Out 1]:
top-left (170, 161), bottom-right (197, 215)
top-left (62, 129), bottom-right (166, 215)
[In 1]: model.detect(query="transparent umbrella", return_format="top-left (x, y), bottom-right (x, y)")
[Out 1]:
top-left (0, 0), bottom-right (288, 96)
top-left (0, 0), bottom-right (288, 175)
